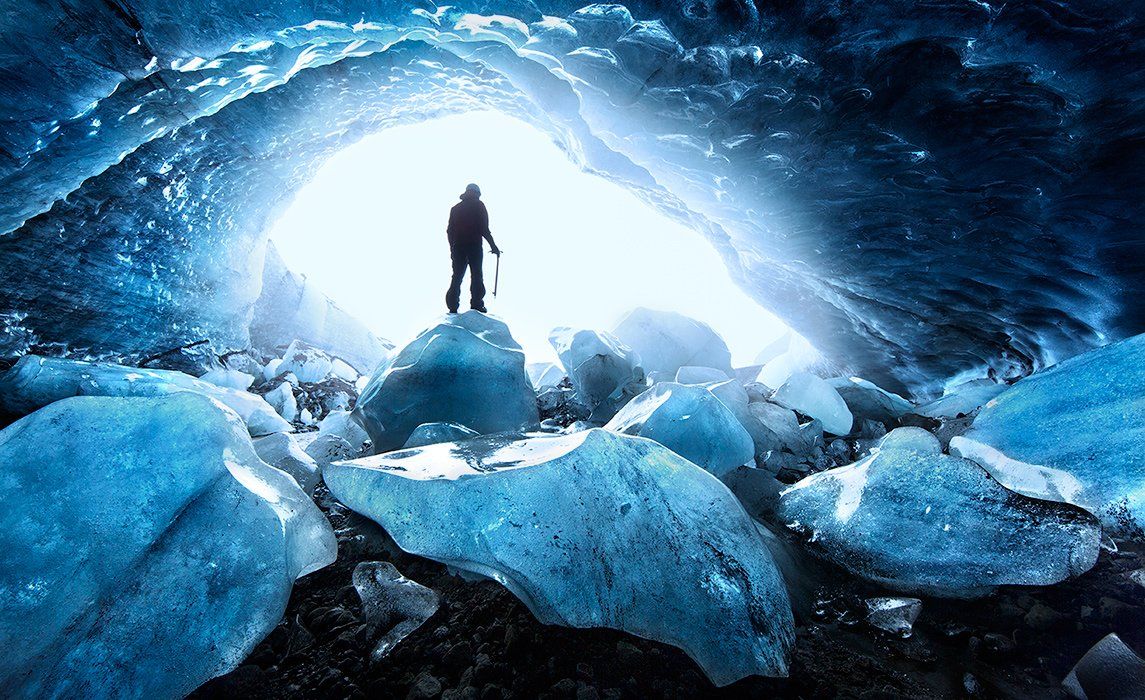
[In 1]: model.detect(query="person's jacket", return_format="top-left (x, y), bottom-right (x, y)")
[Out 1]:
top-left (447, 193), bottom-right (496, 248)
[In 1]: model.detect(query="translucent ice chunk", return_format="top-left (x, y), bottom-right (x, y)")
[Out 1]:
top-left (0, 355), bottom-right (289, 436)
top-left (772, 372), bottom-right (853, 436)
top-left (827, 376), bottom-right (913, 425)
top-left (865, 597), bottom-right (922, 638)
top-left (949, 437), bottom-right (1092, 511)
top-left (526, 361), bottom-right (565, 391)
top-left (0, 393), bottom-right (335, 697)
top-left (1062, 633), bottom-right (1145, 700)
top-left (264, 382), bottom-right (297, 422)
top-left (675, 366), bottom-right (730, 385)
top-left (605, 382), bottom-right (754, 477)
top-left (317, 410), bottom-right (370, 452)
top-left (779, 428), bottom-right (1100, 597)
top-left (252, 432), bottom-right (320, 494)
top-left (353, 562), bottom-right (439, 662)
top-left (325, 429), bottom-right (794, 685)
top-left (549, 326), bottom-right (643, 421)
top-left (612, 307), bottom-right (733, 378)
top-left (355, 312), bottom-right (538, 452)
top-left (277, 339), bottom-right (339, 384)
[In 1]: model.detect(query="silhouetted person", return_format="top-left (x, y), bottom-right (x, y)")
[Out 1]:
top-left (446, 183), bottom-right (500, 313)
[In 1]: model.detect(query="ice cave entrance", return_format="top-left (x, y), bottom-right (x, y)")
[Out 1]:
top-left (270, 111), bottom-right (792, 364)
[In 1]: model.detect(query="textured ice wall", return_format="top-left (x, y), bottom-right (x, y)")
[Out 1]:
top-left (0, 1), bottom-right (1141, 394)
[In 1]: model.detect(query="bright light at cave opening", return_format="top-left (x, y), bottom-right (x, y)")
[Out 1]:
top-left (270, 111), bottom-right (792, 365)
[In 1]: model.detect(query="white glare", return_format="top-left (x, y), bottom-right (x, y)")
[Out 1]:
top-left (270, 111), bottom-right (790, 365)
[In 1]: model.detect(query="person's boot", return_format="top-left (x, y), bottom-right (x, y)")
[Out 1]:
top-left (471, 305), bottom-right (488, 313)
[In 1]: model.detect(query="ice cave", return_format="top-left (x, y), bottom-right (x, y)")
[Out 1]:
top-left (0, 1), bottom-right (1143, 698)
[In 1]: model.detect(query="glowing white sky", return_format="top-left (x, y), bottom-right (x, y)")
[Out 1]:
top-left (270, 111), bottom-right (789, 365)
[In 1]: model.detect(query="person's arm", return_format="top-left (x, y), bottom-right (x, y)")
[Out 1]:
top-left (446, 207), bottom-right (456, 246)
top-left (479, 202), bottom-right (500, 254)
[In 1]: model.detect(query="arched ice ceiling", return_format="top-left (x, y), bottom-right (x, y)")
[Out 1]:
top-left (0, 0), bottom-right (1141, 397)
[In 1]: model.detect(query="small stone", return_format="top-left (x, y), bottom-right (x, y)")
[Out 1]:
top-left (407, 672), bottom-right (443, 700)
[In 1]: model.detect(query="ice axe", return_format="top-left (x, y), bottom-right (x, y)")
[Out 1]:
top-left (493, 249), bottom-right (502, 297)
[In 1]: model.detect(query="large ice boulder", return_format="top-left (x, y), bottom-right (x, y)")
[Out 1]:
top-left (964, 333), bottom-right (1145, 533)
top-left (772, 372), bottom-right (853, 436)
top-left (778, 428), bottom-right (1101, 597)
top-left (612, 308), bottom-right (733, 378)
top-left (0, 393), bottom-right (336, 697)
top-left (354, 312), bottom-right (539, 452)
top-left (0, 355), bottom-right (290, 436)
top-left (549, 326), bottom-right (643, 421)
top-left (605, 382), bottom-right (754, 477)
top-left (325, 429), bottom-right (794, 685)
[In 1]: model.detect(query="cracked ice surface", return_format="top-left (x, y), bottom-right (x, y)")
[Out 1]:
top-left (0, 393), bottom-right (336, 697)
top-left (325, 428), bottom-right (794, 685)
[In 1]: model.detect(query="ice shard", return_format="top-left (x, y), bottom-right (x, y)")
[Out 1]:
top-left (0, 355), bottom-right (289, 436)
top-left (353, 562), bottom-right (440, 662)
top-left (778, 428), bottom-right (1101, 597)
top-left (964, 333), bottom-right (1145, 533)
top-left (0, 393), bottom-right (336, 698)
top-left (772, 372), bottom-right (853, 436)
top-left (354, 312), bottom-right (539, 452)
top-left (604, 382), bottom-right (754, 477)
top-left (325, 429), bottom-right (794, 685)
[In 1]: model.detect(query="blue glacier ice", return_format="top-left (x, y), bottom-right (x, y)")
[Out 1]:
top-left (827, 376), bottom-right (913, 426)
top-left (772, 372), bottom-right (853, 436)
top-left (325, 429), bottom-right (794, 685)
top-left (915, 379), bottom-right (1007, 419)
top-left (778, 428), bottom-right (1101, 597)
top-left (354, 312), bottom-right (539, 452)
top-left (548, 326), bottom-right (643, 421)
top-left (403, 421), bottom-right (480, 449)
top-left (964, 333), bottom-right (1145, 534)
top-left (949, 436), bottom-right (1093, 514)
top-left (604, 381), bottom-right (754, 477)
top-left (0, 354), bottom-right (290, 436)
top-left (252, 431), bottom-right (321, 494)
top-left (612, 308), bottom-right (733, 379)
top-left (0, 393), bottom-right (336, 698)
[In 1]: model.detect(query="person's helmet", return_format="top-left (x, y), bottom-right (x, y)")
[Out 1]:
top-left (464, 183), bottom-right (481, 197)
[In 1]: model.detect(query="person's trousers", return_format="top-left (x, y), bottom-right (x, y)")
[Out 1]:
top-left (446, 242), bottom-right (485, 311)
